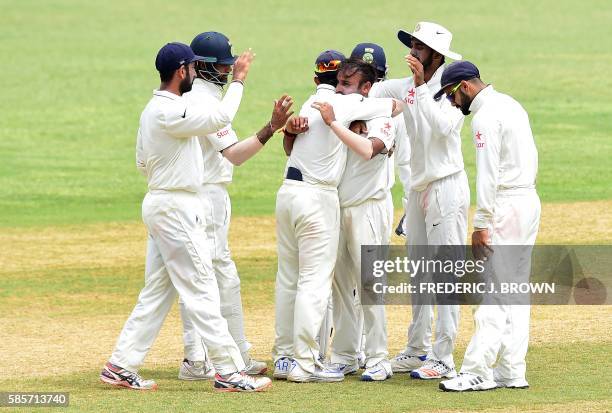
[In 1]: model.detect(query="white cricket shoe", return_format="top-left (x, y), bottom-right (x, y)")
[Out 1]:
top-left (213, 372), bottom-right (272, 392)
top-left (361, 360), bottom-right (393, 381)
top-left (493, 371), bottom-right (529, 389)
top-left (411, 359), bottom-right (457, 380)
top-left (243, 356), bottom-right (268, 375)
top-left (390, 352), bottom-right (427, 373)
top-left (100, 362), bottom-right (158, 391)
top-left (287, 363), bottom-right (344, 383)
top-left (178, 359), bottom-right (216, 381)
top-left (439, 372), bottom-right (498, 392)
top-left (324, 361), bottom-right (359, 375)
top-left (273, 357), bottom-right (295, 380)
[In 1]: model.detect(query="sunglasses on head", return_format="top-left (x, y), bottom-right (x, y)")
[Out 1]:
top-left (316, 59), bottom-right (342, 73)
top-left (446, 82), bottom-right (462, 102)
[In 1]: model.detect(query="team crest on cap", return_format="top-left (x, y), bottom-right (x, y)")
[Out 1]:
top-left (363, 52), bottom-right (374, 64)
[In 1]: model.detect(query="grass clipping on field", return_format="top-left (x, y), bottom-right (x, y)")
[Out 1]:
top-left (0, 200), bottom-right (611, 379)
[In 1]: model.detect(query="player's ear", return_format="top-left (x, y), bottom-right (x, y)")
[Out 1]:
top-left (313, 76), bottom-right (321, 86)
top-left (361, 81), bottom-right (372, 95)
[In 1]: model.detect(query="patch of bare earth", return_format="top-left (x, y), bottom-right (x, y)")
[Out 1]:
top-left (0, 201), bottom-right (611, 379)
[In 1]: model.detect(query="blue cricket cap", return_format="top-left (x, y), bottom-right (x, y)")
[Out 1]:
top-left (433, 61), bottom-right (480, 101)
top-left (315, 50), bottom-right (346, 73)
top-left (155, 42), bottom-right (206, 74)
top-left (350, 43), bottom-right (386, 73)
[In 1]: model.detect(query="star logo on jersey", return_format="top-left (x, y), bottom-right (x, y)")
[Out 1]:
top-left (404, 88), bottom-right (415, 105)
top-left (475, 131), bottom-right (485, 148)
top-left (381, 122), bottom-right (391, 137)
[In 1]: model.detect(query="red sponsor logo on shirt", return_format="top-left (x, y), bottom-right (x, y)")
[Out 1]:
top-left (381, 122), bottom-right (391, 137)
top-left (475, 131), bottom-right (485, 148)
top-left (217, 129), bottom-right (230, 138)
top-left (404, 88), bottom-right (416, 105)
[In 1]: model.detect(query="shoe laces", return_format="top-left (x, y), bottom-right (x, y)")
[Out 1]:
top-left (394, 352), bottom-right (415, 361)
top-left (423, 359), bottom-right (450, 372)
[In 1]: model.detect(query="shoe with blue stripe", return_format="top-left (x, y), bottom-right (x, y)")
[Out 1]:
top-left (273, 357), bottom-right (296, 380)
top-left (361, 360), bottom-right (393, 381)
top-left (324, 361), bottom-right (359, 375)
top-left (213, 372), bottom-right (272, 392)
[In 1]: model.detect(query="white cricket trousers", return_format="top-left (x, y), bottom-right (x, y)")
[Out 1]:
top-left (273, 180), bottom-right (340, 373)
top-left (331, 195), bottom-right (393, 368)
top-left (109, 191), bottom-right (244, 375)
top-left (404, 170), bottom-right (470, 368)
top-left (460, 188), bottom-right (541, 382)
top-left (180, 183), bottom-right (251, 362)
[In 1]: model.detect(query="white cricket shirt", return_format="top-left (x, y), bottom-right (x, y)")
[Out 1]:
top-left (288, 84), bottom-right (393, 187)
top-left (135, 89), bottom-right (235, 192)
top-left (470, 86), bottom-right (538, 229)
top-left (338, 116), bottom-right (396, 208)
top-left (184, 79), bottom-right (238, 184)
top-left (370, 65), bottom-right (464, 192)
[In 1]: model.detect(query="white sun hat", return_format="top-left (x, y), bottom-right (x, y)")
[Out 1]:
top-left (397, 22), bottom-right (462, 60)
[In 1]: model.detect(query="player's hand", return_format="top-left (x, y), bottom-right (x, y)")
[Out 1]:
top-left (232, 49), bottom-right (255, 83)
top-left (391, 99), bottom-right (405, 117)
top-left (406, 55), bottom-right (425, 86)
top-left (471, 229), bottom-right (494, 261)
top-left (270, 94), bottom-right (294, 131)
top-left (285, 116), bottom-right (309, 134)
top-left (349, 120), bottom-right (368, 135)
top-left (311, 101), bottom-right (335, 126)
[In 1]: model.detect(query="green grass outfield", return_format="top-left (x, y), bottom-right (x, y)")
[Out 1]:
top-left (2, 1), bottom-right (612, 412)
top-left (1, 0), bottom-right (612, 226)
top-left (3, 343), bottom-right (611, 413)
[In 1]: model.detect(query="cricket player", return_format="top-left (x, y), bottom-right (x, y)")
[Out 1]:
top-left (177, 31), bottom-right (292, 380)
top-left (370, 22), bottom-right (469, 380)
top-left (272, 50), bottom-right (402, 382)
top-left (436, 61), bottom-right (541, 391)
top-left (100, 42), bottom-right (272, 392)
top-left (311, 57), bottom-right (398, 382)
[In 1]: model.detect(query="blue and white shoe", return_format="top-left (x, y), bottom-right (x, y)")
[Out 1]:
top-left (100, 362), bottom-right (158, 390)
top-left (273, 357), bottom-right (296, 380)
top-left (287, 363), bottom-right (344, 383)
top-left (390, 352), bottom-right (427, 373)
top-left (213, 372), bottom-right (272, 392)
top-left (324, 361), bottom-right (359, 375)
top-left (411, 359), bottom-right (456, 380)
top-left (361, 360), bottom-right (393, 381)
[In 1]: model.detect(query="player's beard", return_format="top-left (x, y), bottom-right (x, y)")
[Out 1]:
top-left (457, 89), bottom-right (472, 116)
top-left (179, 71), bottom-right (194, 94)
top-left (411, 51), bottom-right (433, 72)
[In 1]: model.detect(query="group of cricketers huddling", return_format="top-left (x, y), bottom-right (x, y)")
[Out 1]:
top-left (99, 21), bottom-right (541, 393)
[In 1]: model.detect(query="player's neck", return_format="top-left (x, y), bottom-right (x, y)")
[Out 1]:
top-left (159, 81), bottom-right (182, 96)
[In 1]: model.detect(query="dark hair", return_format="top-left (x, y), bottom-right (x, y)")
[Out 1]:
top-left (159, 68), bottom-right (175, 82)
top-left (338, 57), bottom-right (377, 87)
top-left (316, 71), bottom-right (340, 87)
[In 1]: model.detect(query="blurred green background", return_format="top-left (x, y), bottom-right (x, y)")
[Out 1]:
top-left (1, 0), bottom-right (611, 226)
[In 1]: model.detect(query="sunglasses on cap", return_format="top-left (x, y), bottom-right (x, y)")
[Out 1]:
top-left (438, 82), bottom-right (462, 102)
top-left (315, 59), bottom-right (342, 73)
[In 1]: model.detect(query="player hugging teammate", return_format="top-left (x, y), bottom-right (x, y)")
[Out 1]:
top-left (101, 21), bottom-right (540, 395)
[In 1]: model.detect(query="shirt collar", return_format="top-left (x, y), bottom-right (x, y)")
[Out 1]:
top-left (469, 85), bottom-right (495, 114)
top-left (429, 64), bottom-right (445, 86)
top-left (153, 89), bottom-right (180, 100)
top-left (316, 83), bottom-right (336, 94)
top-left (192, 78), bottom-right (223, 99)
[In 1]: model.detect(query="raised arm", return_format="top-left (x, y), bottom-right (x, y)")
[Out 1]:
top-left (165, 50), bottom-right (255, 138)
top-left (407, 55), bottom-right (463, 138)
top-left (221, 95), bottom-right (294, 165)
